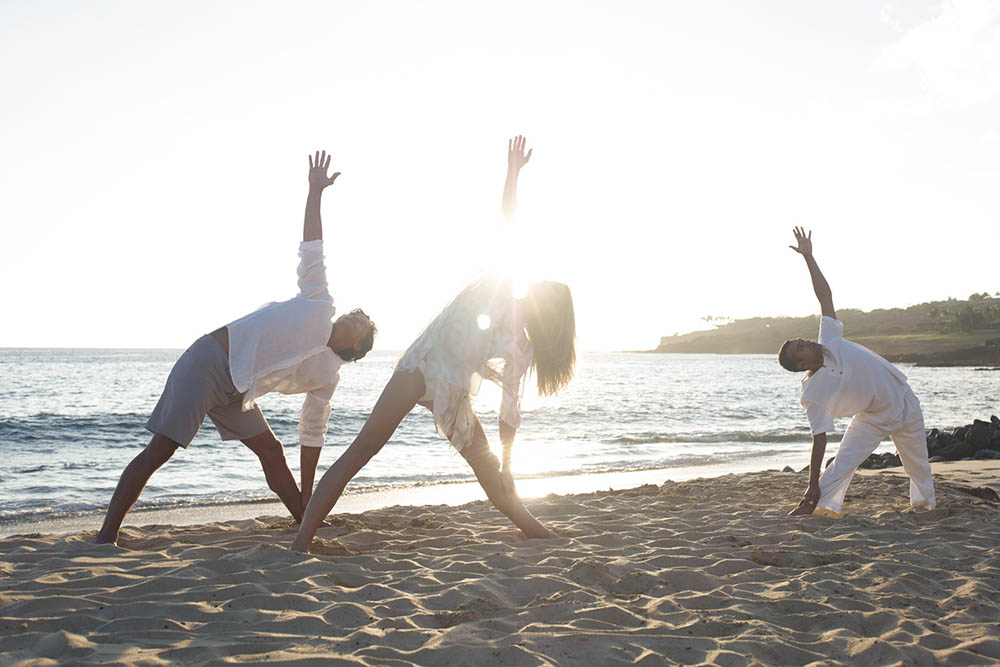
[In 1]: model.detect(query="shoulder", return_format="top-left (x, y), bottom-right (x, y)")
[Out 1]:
top-left (818, 316), bottom-right (843, 343)
top-left (801, 366), bottom-right (840, 401)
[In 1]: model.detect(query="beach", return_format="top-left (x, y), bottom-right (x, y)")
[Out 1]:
top-left (2, 461), bottom-right (998, 665)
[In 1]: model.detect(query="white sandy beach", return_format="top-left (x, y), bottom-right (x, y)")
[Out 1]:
top-left (1, 461), bottom-right (999, 665)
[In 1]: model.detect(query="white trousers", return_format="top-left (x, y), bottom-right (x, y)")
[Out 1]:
top-left (817, 389), bottom-right (936, 513)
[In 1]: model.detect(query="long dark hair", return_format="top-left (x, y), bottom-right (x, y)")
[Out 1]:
top-left (524, 281), bottom-right (576, 396)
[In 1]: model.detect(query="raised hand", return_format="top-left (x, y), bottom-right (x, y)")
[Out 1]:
top-left (508, 135), bottom-right (532, 171)
top-left (308, 150), bottom-right (340, 190)
top-left (789, 226), bottom-right (813, 256)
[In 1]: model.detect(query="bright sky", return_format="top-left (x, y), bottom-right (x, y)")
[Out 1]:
top-left (2, 0), bottom-right (998, 350)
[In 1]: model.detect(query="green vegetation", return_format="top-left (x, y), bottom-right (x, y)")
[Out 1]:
top-left (655, 293), bottom-right (1000, 359)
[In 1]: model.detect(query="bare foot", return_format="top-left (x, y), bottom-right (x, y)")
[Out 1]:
top-left (93, 532), bottom-right (118, 545)
top-left (788, 499), bottom-right (816, 516)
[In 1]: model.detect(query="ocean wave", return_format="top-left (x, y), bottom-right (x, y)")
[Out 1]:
top-left (610, 430), bottom-right (841, 445)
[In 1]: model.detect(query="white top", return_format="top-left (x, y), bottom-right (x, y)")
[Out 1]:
top-left (396, 274), bottom-right (533, 431)
top-left (800, 316), bottom-right (909, 435)
top-left (225, 240), bottom-right (342, 448)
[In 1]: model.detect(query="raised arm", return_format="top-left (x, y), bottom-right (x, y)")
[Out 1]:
top-left (501, 135), bottom-right (532, 221)
top-left (303, 150), bottom-right (341, 242)
top-left (789, 227), bottom-right (835, 319)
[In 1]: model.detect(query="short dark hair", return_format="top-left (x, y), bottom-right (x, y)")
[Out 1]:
top-left (337, 308), bottom-right (377, 362)
top-left (778, 340), bottom-right (799, 372)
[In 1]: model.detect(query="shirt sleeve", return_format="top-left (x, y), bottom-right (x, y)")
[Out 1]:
top-left (818, 316), bottom-right (843, 346)
top-left (298, 384), bottom-right (335, 448)
top-left (499, 336), bottom-right (531, 430)
top-left (297, 240), bottom-right (331, 301)
top-left (804, 401), bottom-right (835, 436)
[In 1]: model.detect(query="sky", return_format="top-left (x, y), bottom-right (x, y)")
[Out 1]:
top-left (1, 0), bottom-right (998, 350)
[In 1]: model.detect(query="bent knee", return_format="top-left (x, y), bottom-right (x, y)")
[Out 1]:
top-left (337, 443), bottom-right (380, 475)
top-left (146, 435), bottom-right (180, 465)
top-left (461, 444), bottom-right (500, 471)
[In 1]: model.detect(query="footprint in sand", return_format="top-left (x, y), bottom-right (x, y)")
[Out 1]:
top-left (748, 548), bottom-right (858, 569)
top-left (310, 539), bottom-right (356, 557)
top-left (434, 597), bottom-right (507, 628)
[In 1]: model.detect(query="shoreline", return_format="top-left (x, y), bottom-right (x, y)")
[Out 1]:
top-left (1, 461), bottom-right (997, 664)
top-left (1, 456), bottom-right (809, 538)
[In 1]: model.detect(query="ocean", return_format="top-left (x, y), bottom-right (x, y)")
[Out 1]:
top-left (0, 348), bottom-right (996, 528)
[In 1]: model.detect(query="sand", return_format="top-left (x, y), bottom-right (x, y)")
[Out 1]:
top-left (1, 462), bottom-right (998, 665)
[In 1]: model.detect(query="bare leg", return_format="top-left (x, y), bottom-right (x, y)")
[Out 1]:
top-left (95, 434), bottom-right (180, 544)
top-left (242, 429), bottom-right (303, 522)
top-left (291, 369), bottom-right (425, 551)
top-left (461, 418), bottom-right (555, 539)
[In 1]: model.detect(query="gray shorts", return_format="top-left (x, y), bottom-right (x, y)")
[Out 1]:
top-left (146, 334), bottom-right (268, 447)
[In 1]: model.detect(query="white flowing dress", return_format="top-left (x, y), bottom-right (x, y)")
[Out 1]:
top-left (395, 274), bottom-right (533, 453)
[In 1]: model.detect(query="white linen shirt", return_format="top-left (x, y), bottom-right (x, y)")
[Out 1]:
top-left (225, 240), bottom-right (341, 448)
top-left (800, 316), bottom-right (909, 435)
top-left (395, 274), bottom-right (532, 430)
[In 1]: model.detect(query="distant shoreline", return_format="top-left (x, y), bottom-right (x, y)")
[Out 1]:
top-left (637, 344), bottom-right (1000, 368)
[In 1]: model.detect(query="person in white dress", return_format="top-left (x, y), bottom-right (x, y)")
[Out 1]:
top-left (95, 152), bottom-right (376, 545)
top-left (292, 137), bottom-right (576, 552)
top-left (779, 227), bottom-right (936, 516)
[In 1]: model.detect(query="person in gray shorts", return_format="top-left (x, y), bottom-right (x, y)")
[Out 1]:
top-left (95, 151), bottom-right (377, 545)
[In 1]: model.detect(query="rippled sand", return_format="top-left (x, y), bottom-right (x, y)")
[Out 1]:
top-left (2, 463), bottom-right (999, 665)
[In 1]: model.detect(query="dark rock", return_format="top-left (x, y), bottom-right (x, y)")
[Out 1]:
top-left (781, 466), bottom-right (795, 473)
top-left (975, 449), bottom-right (1000, 459)
top-left (991, 415), bottom-right (1000, 429)
top-left (882, 452), bottom-right (902, 467)
top-left (825, 457), bottom-right (835, 469)
top-left (938, 441), bottom-right (977, 460)
top-left (966, 421), bottom-right (992, 449)
top-left (929, 433), bottom-right (958, 456)
top-left (929, 455), bottom-right (948, 463)
top-left (859, 453), bottom-right (901, 469)
top-left (952, 426), bottom-right (968, 440)
top-left (799, 465), bottom-right (810, 473)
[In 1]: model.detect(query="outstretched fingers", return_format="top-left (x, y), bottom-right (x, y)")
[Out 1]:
top-left (507, 135), bottom-right (532, 168)
top-left (307, 150), bottom-right (340, 188)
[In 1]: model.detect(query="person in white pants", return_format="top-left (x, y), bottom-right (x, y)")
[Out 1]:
top-left (777, 227), bottom-right (936, 516)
